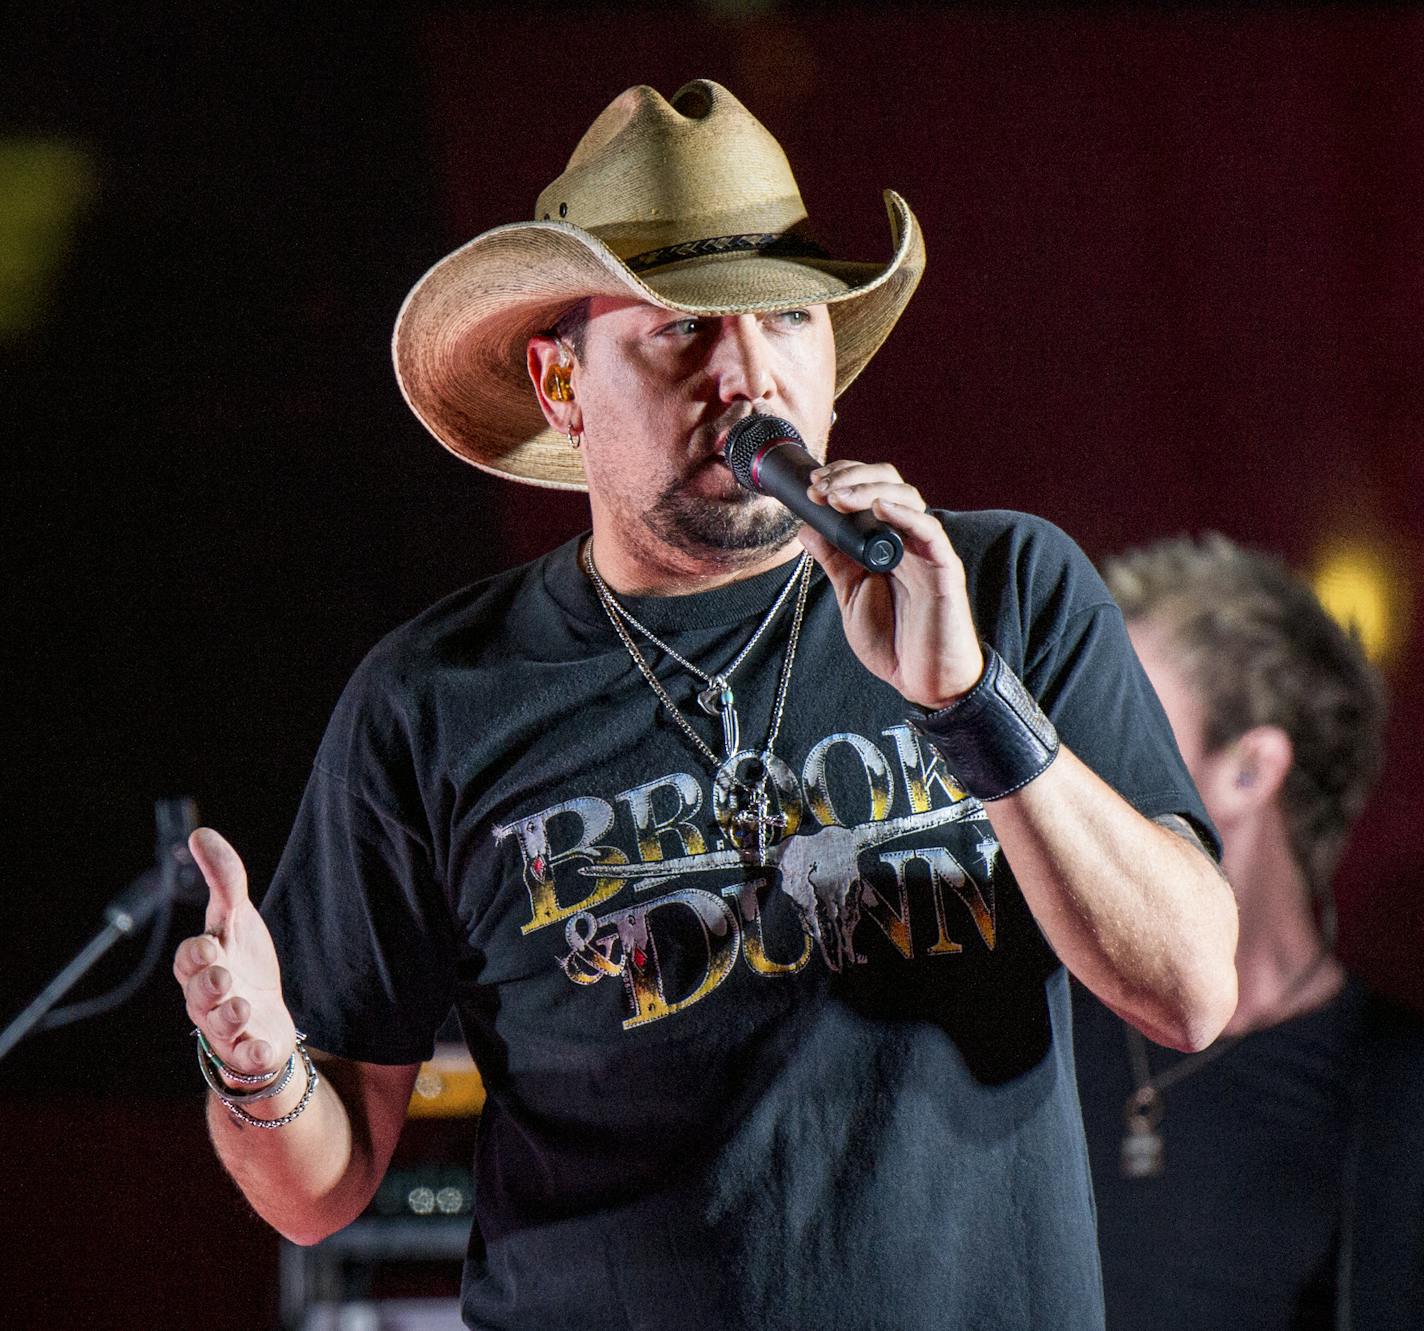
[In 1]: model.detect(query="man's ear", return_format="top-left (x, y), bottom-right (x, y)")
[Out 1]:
top-left (527, 336), bottom-right (580, 432)
top-left (1210, 724), bottom-right (1293, 821)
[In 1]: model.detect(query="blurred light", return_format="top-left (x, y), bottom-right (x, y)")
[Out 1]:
top-left (1311, 541), bottom-right (1408, 664)
top-left (336, 1305), bottom-right (379, 1331)
top-left (407, 1186), bottom-right (436, 1215)
top-left (407, 1043), bottom-right (485, 1118)
top-left (0, 138), bottom-right (97, 340)
top-left (413, 1069), bottom-right (444, 1100)
top-left (435, 1186), bottom-right (466, 1214)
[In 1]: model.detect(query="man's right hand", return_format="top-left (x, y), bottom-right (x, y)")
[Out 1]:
top-left (171, 828), bottom-right (420, 1245)
top-left (173, 827), bottom-right (297, 1083)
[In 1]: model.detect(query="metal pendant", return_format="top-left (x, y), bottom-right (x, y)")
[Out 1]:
top-left (1120, 1121), bottom-right (1165, 1179)
top-left (730, 768), bottom-right (787, 867)
top-left (697, 675), bottom-right (732, 716)
top-left (1120, 1084), bottom-right (1165, 1179)
top-left (697, 675), bottom-right (739, 759)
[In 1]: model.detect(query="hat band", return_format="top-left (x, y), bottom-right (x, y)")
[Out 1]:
top-left (626, 231), bottom-right (829, 275)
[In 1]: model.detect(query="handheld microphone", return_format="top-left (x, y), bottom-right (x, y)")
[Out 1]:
top-left (723, 416), bottom-right (904, 572)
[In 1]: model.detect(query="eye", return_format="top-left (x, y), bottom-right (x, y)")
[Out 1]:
top-left (659, 316), bottom-right (706, 337)
top-left (776, 308), bottom-right (811, 326)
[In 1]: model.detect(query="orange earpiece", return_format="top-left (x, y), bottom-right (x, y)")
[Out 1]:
top-left (545, 366), bottom-right (574, 403)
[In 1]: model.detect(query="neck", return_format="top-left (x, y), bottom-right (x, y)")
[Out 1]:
top-left (584, 519), bottom-right (803, 597)
top-left (1220, 819), bottom-right (1344, 1036)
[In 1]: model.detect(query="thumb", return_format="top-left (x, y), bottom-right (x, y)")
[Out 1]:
top-left (190, 827), bottom-right (251, 930)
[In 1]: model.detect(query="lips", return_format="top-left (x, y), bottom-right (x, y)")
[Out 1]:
top-left (683, 451), bottom-right (749, 503)
top-left (696, 409), bottom-right (779, 493)
top-left (693, 453), bottom-right (737, 484)
top-left (712, 409), bottom-right (762, 453)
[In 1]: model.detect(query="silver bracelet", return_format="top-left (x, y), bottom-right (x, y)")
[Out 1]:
top-left (193, 1027), bottom-right (306, 1102)
top-left (193, 1026), bottom-right (285, 1084)
top-left (216, 1041), bottom-right (321, 1131)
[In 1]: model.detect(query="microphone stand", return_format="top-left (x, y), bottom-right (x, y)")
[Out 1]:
top-left (0, 798), bottom-right (203, 1065)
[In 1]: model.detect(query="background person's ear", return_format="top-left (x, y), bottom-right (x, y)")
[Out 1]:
top-left (1207, 724), bottom-right (1293, 824)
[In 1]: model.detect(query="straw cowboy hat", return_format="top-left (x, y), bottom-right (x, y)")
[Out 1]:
top-left (393, 78), bottom-right (925, 490)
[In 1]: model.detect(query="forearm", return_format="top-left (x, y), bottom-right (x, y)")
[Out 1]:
top-left (801, 478), bottom-right (1237, 1045)
top-left (988, 746), bottom-right (1238, 1051)
top-left (207, 1053), bottom-right (409, 1245)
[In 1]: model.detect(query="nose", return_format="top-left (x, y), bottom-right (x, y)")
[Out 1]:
top-left (708, 314), bottom-right (776, 404)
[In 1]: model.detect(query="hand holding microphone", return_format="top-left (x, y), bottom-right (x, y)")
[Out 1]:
top-left (725, 414), bottom-right (984, 709)
top-left (723, 415), bottom-right (904, 571)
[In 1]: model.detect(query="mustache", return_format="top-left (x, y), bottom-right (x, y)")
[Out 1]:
top-left (700, 405), bottom-right (767, 454)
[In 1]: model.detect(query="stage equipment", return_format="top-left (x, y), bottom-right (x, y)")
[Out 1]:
top-left (0, 798), bottom-right (203, 1062)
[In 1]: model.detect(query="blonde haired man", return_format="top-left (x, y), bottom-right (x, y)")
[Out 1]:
top-left (1075, 533), bottom-right (1423, 1329)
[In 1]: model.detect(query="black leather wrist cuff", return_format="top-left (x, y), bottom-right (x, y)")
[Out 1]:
top-left (907, 644), bottom-right (1060, 801)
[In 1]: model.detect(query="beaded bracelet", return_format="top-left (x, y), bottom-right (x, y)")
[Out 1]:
top-left (193, 1028), bottom-right (321, 1129)
top-left (194, 1027), bottom-right (298, 1103)
top-left (219, 1044), bottom-right (320, 1130)
top-left (194, 1026), bottom-right (285, 1085)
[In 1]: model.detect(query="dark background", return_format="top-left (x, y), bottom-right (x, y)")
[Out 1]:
top-left (3, 5), bottom-right (1421, 1328)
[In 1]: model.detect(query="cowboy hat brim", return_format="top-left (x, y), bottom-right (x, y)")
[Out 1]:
top-left (393, 189), bottom-right (925, 490)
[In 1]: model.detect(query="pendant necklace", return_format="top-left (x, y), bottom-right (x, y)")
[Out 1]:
top-left (582, 541), bottom-right (811, 865)
top-left (1118, 948), bottom-right (1333, 1180)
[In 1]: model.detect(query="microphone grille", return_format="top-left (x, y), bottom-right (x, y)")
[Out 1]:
top-left (723, 415), bottom-right (803, 489)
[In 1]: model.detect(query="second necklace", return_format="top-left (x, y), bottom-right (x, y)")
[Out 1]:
top-left (583, 542), bottom-right (811, 866)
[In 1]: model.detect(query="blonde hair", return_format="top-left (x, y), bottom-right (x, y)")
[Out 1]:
top-left (1104, 533), bottom-right (1386, 905)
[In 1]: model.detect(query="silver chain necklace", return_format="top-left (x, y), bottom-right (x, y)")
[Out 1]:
top-left (585, 548), bottom-right (809, 760)
top-left (582, 541), bottom-right (811, 864)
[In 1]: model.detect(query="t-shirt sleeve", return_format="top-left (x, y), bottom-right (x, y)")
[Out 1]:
top-left (261, 660), bottom-right (458, 1065)
top-left (948, 509), bottom-right (1220, 859)
top-left (1029, 600), bottom-right (1220, 858)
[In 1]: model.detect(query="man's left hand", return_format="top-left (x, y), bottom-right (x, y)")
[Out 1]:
top-left (798, 459), bottom-right (983, 709)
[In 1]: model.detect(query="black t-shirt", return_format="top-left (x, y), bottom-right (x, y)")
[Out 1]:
top-left (264, 509), bottom-right (1213, 1331)
top-left (1073, 977), bottom-right (1369, 1330)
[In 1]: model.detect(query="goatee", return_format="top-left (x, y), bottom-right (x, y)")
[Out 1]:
top-left (646, 484), bottom-right (801, 560)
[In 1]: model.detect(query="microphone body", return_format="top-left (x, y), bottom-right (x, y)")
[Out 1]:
top-left (723, 416), bottom-right (904, 572)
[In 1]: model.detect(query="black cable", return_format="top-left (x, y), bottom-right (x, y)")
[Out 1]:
top-left (36, 893), bottom-right (177, 1031)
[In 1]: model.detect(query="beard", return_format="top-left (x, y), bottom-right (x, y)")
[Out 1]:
top-left (644, 478), bottom-right (802, 560)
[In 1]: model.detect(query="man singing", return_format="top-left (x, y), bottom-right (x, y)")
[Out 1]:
top-left (174, 80), bottom-right (1236, 1330)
